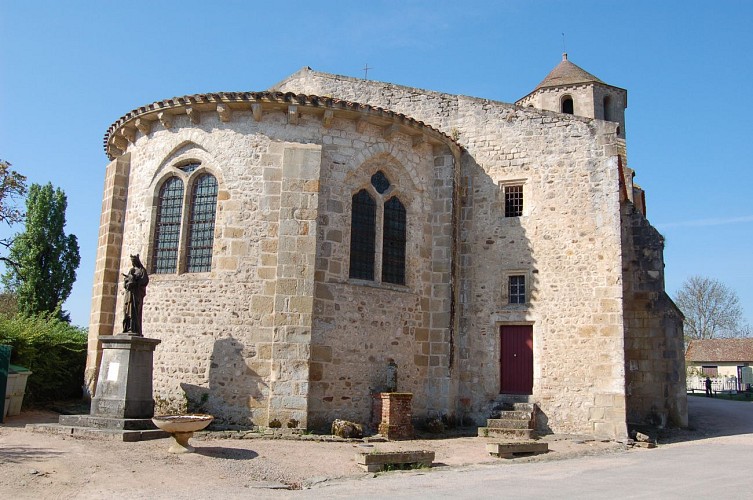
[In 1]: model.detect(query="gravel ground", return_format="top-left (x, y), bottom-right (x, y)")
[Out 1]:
top-left (0, 409), bottom-right (630, 499)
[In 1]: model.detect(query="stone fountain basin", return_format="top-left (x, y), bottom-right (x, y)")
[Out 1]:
top-left (152, 414), bottom-right (213, 433)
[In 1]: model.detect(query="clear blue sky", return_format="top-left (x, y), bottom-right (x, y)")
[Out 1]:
top-left (1, 0), bottom-right (752, 328)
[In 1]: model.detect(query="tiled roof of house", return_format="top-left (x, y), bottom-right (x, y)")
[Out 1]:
top-left (685, 339), bottom-right (753, 362)
top-left (533, 53), bottom-right (604, 90)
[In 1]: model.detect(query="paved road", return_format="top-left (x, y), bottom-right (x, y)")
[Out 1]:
top-left (297, 396), bottom-right (753, 499)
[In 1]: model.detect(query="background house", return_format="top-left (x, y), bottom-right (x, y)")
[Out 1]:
top-left (686, 339), bottom-right (753, 392)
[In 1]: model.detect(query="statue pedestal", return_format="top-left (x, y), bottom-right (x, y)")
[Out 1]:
top-left (54, 335), bottom-right (166, 441)
top-left (90, 335), bottom-right (161, 418)
top-left (372, 392), bottom-right (414, 440)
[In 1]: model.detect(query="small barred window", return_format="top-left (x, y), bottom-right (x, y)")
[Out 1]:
top-left (152, 177), bottom-right (184, 274)
top-left (504, 185), bottom-right (524, 217)
top-left (509, 275), bottom-right (526, 304)
top-left (186, 174), bottom-right (218, 273)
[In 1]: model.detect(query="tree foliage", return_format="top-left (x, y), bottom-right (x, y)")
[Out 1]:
top-left (674, 275), bottom-right (746, 344)
top-left (0, 311), bottom-right (87, 402)
top-left (1, 183), bottom-right (80, 319)
top-left (0, 159), bottom-right (27, 227)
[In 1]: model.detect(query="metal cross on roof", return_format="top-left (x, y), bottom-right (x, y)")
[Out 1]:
top-left (363, 63), bottom-right (372, 80)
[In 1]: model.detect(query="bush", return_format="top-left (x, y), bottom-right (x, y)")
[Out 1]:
top-left (0, 311), bottom-right (87, 403)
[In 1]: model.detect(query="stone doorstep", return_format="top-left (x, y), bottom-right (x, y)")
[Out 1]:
top-left (486, 418), bottom-right (533, 429)
top-left (478, 427), bottom-right (535, 439)
top-left (486, 441), bottom-right (549, 458)
top-left (26, 423), bottom-right (169, 442)
top-left (355, 450), bottom-right (435, 473)
top-left (494, 410), bottom-right (533, 420)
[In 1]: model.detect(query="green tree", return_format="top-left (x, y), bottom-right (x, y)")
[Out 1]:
top-left (674, 275), bottom-right (746, 346)
top-left (1, 183), bottom-right (80, 319)
top-left (0, 159), bottom-right (28, 262)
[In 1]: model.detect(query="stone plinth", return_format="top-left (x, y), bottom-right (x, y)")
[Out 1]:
top-left (90, 335), bottom-right (161, 419)
top-left (373, 392), bottom-right (413, 440)
top-left (27, 335), bottom-right (167, 441)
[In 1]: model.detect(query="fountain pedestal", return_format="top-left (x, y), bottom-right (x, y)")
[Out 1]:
top-left (152, 415), bottom-right (214, 453)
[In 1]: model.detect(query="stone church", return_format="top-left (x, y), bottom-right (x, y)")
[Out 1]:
top-left (87, 54), bottom-right (687, 439)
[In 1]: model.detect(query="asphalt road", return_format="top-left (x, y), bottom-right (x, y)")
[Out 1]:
top-left (297, 396), bottom-right (753, 499)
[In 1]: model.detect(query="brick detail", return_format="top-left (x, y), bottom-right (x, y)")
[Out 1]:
top-left (374, 392), bottom-right (414, 440)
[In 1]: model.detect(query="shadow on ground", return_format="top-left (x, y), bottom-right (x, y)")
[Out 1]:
top-left (655, 395), bottom-right (753, 444)
top-left (196, 447), bottom-right (258, 460)
top-left (0, 445), bottom-right (64, 463)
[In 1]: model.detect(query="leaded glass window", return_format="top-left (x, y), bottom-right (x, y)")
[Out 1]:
top-left (179, 162), bottom-right (201, 174)
top-left (186, 174), bottom-right (218, 272)
top-left (152, 177), bottom-right (184, 274)
top-left (382, 196), bottom-right (406, 285)
top-left (349, 189), bottom-right (376, 280)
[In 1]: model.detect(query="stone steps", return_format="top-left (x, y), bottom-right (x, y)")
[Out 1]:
top-left (486, 418), bottom-right (532, 429)
top-left (26, 422), bottom-right (168, 442)
top-left (479, 427), bottom-right (536, 439)
top-left (480, 402), bottom-right (538, 439)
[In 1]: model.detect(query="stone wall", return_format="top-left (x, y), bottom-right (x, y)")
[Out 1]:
top-left (621, 203), bottom-right (688, 427)
top-left (276, 69), bottom-right (629, 438)
top-left (99, 97), bottom-right (457, 430)
top-left (89, 67), bottom-right (682, 439)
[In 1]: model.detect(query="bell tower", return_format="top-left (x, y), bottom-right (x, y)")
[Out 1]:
top-left (516, 53), bottom-right (627, 139)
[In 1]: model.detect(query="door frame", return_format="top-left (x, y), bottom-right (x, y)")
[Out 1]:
top-left (498, 322), bottom-right (534, 395)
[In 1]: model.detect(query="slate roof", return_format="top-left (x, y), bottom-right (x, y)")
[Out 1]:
top-left (533, 53), bottom-right (604, 90)
top-left (685, 339), bottom-right (753, 362)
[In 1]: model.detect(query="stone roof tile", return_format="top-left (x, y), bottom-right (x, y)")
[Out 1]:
top-left (533, 53), bottom-right (604, 90)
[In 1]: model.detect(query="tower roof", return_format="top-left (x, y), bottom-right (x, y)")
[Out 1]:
top-left (533, 53), bottom-right (604, 90)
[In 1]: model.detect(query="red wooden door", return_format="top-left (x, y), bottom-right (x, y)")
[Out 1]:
top-left (500, 325), bottom-right (533, 394)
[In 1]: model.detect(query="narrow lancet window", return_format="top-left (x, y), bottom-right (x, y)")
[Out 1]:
top-left (186, 174), bottom-right (218, 272)
top-left (349, 189), bottom-right (377, 280)
top-left (382, 196), bottom-right (406, 285)
top-left (152, 177), bottom-right (184, 274)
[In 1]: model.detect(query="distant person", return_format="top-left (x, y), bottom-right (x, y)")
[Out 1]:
top-left (705, 376), bottom-right (713, 397)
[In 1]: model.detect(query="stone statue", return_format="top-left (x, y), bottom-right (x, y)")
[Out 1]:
top-left (386, 359), bottom-right (398, 393)
top-left (122, 254), bottom-right (149, 336)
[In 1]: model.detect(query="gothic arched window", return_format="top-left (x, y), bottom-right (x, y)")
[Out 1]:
top-left (152, 177), bottom-right (184, 274)
top-left (349, 170), bottom-right (407, 285)
top-left (186, 174), bottom-right (218, 273)
top-left (151, 163), bottom-right (219, 274)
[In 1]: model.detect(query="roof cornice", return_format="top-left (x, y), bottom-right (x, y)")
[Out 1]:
top-left (104, 91), bottom-right (460, 160)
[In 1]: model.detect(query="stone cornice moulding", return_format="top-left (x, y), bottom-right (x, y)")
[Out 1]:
top-left (103, 91), bottom-right (461, 160)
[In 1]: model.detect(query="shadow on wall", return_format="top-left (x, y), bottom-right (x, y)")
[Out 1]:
top-left (458, 151), bottom-right (537, 426)
top-left (182, 334), bottom-right (268, 428)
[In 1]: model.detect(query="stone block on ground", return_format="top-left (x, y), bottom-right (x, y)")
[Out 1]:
top-left (355, 450), bottom-right (435, 472)
top-left (486, 440), bottom-right (549, 458)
